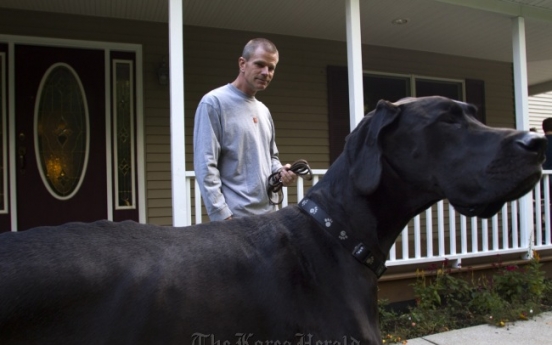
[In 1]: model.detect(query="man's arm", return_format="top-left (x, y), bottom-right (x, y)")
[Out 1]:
top-left (193, 102), bottom-right (233, 221)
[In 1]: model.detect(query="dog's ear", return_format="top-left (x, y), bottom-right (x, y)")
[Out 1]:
top-left (346, 100), bottom-right (401, 194)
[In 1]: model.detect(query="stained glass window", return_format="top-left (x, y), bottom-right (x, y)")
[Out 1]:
top-left (0, 53), bottom-right (5, 210)
top-left (113, 60), bottom-right (135, 208)
top-left (35, 64), bottom-right (88, 199)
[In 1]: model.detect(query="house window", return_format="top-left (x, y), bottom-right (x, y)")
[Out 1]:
top-left (364, 74), bottom-right (410, 114)
top-left (364, 72), bottom-right (465, 110)
top-left (327, 66), bottom-right (484, 163)
top-left (415, 78), bottom-right (464, 100)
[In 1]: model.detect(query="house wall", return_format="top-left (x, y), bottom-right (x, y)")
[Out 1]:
top-left (0, 8), bottom-right (516, 226)
top-left (529, 91), bottom-right (552, 134)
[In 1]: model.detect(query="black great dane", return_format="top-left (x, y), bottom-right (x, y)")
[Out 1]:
top-left (0, 96), bottom-right (546, 344)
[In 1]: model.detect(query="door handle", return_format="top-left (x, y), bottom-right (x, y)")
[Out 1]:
top-left (18, 146), bottom-right (26, 171)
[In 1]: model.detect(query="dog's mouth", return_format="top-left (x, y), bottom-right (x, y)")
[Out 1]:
top-left (452, 202), bottom-right (505, 219)
top-left (451, 171), bottom-right (542, 218)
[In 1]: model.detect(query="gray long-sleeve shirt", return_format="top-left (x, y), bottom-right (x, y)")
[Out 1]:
top-left (193, 84), bottom-right (283, 221)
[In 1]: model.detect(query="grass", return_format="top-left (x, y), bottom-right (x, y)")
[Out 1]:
top-left (378, 251), bottom-right (552, 344)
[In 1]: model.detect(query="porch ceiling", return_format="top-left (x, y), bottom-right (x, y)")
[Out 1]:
top-left (2, 0), bottom-right (552, 88)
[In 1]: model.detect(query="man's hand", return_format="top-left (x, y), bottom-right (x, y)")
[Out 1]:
top-left (280, 164), bottom-right (297, 187)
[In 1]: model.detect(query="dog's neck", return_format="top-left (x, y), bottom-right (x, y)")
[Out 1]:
top-left (369, 158), bottom-right (443, 252)
top-left (304, 164), bottom-right (383, 262)
top-left (305, 157), bottom-right (442, 261)
top-left (297, 197), bottom-right (387, 277)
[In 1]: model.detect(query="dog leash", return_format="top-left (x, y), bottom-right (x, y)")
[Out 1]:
top-left (298, 198), bottom-right (387, 278)
top-left (267, 159), bottom-right (313, 205)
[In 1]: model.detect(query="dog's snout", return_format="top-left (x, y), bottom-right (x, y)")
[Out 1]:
top-left (516, 132), bottom-right (547, 157)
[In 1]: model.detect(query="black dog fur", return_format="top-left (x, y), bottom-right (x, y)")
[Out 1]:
top-left (0, 96), bottom-right (546, 344)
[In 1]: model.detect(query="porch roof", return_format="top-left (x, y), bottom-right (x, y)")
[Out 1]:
top-left (2, 0), bottom-right (552, 91)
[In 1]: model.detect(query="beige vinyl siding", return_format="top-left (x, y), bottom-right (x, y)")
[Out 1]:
top-left (0, 9), bottom-right (516, 226)
top-left (529, 91), bottom-right (552, 134)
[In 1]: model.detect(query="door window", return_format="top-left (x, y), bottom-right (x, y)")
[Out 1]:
top-left (113, 59), bottom-right (136, 209)
top-left (35, 63), bottom-right (89, 200)
top-left (0, 53), bottom-right (6, 212)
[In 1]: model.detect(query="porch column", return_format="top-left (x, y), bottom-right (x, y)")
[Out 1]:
top-left (512, 16), bottom-right (534, 255)
top-left (168, 0), bottom-right (190, 226)
top-left (345, 0), bottom-right (365, 131)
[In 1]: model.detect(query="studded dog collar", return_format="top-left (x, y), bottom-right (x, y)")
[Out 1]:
top-left (298, 198), bottom-right (387, 278)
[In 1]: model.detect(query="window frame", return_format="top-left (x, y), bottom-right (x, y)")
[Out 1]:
top-left (364, 70), bottom-right (466, 103)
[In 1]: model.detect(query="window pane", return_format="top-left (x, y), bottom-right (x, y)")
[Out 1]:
top-left (416, 79), bottom-right (463, 101)
top-left (114, 60), bottom-right (135, 208)
top-left (36, 65), bottom-right (88, 199)
top-left (0, 54), bottom-right (4, 210)
top-left (364, 74), bottom-right (410, 114)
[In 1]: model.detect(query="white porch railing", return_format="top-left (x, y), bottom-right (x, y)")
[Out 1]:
top-left (185, 170), bottom-right (552, 267)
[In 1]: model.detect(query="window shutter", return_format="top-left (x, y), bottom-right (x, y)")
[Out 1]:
top-left (326, 66), bottom-right (350, 164)
top-left (465, 79), bottom-right (486, 124)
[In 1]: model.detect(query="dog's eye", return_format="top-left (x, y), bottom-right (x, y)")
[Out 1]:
top-left (440, 113), bottom-right (463, 129)
top-left (442, 114), bottom-right (457, 124)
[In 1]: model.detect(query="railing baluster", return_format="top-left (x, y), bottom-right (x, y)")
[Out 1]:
top-left (461, 215), bottom-right (467, 254)
top-left (389, 243), bottom-right (396, 261)
top-left (426, 208), bottom-right (433, 258)
top-left (414, 215), bottom-right (421, 259)
top-left (297, 178), bottom-right (304, 201)
top-left (535, 180), bottom-right (542, 247)
top-left (194, 179), bottom-right (202, 224)
top-left (511, 200), bottom-right (519, 248)
top-left (492, 213), bottom-right (499, 251)
top-left (471, 217), bottom-right (478, 253)
top-left (402, 225), bottom-right (409, 260)
top-left (544, 175), bottom-right (551, 245)
top-left (185, 177), bottom-right (192, 225)
top-left (438, 201), bottom-right (445, 257)
top-left (481, 218), bottom-right (488, 252)
top-left (449, 204), bottom-right (456, 256)
top-left (502, 203), bottom-right (509, 249)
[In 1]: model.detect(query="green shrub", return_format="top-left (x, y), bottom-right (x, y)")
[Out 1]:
top-left (379, 253), bottom-right (551, 344)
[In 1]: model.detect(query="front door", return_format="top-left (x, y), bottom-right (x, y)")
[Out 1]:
top-left (15, 45), bottom-right (107, 230)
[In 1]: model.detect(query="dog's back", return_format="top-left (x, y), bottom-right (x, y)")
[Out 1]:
top-left (0, 220), bottom-right (193, 343)
top-left (0, 212), bottom-right (378, 344)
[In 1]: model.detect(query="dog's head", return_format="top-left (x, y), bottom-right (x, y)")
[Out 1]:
top-left (346, 96), bottom-right (546, 218)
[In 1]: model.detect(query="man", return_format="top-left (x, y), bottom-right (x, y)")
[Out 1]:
top-left (543, 118), bottom-right (552, 170)
top-left (193, 38), bottom-right (296, 221)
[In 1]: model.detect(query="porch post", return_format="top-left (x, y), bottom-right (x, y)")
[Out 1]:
top-left (512, 16), bottom-right (534, 257)
top-left (168, 0), bottom-right (189, 226)
top-left (345, 0), bottom-right (365, 131)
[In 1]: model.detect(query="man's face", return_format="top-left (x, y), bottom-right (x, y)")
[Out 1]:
top-left (239, 47), bottom-right (279, 95)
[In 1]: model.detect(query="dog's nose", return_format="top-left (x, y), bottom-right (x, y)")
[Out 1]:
top-left (516, 132), bottom-right (547, 160)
